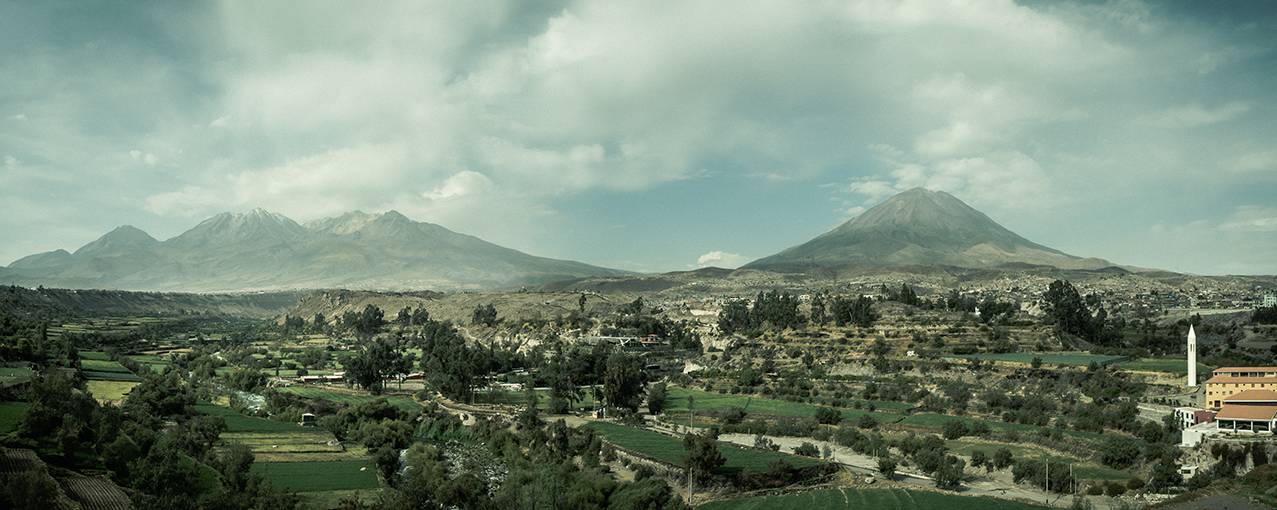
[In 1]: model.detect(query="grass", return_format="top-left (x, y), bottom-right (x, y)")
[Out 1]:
top-left (1115, 359), bottom-right (1212, 376)
top-left (697, 487), bottom-right (1051, 510)
top-left (276, 386), bottom-right (422, 411)
top-left (0, 366), bottom-right (34, 387)
top-left (87, 380), bottom-right (139, 403)
top-left (943, 439), bottom-right (1130, 481)
top-left (252, 460), bottom-right (380, 492)
top-left (586, 421), bottom-right (824, 475)
top-left (663, 387), bottom-right (900, 424)
top-left (194, 402), bottom-right (316, 432)
top-left (942, 353), bottom-right (1127, 367)
top-left (80, 359), bottom-right (133, 373)
top-left (899, 413), bottom-right (1107, 443)
top-left (77, 351), bottom-right (112, 360)
top-left (0, 401), bottom-right (30, 434)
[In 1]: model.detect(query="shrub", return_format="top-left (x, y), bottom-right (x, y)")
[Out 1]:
top-left (1126, 477), bottom-right (1145, 491)
top-left (793, 442), bottom-right (820, 457)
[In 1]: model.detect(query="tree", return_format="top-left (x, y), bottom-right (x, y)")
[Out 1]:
top-left (471, 304), bottom-right (498, 327)
top-left (682, 432), bottom-right (725, 481)
top-left (877, 456), bottom-right (898, 479)
top-left (942, 419), bottom-right (970, 440)
top-left (603, 351), bottom-right (645, 413)
top-left (1099, 435), bottom-right (1141, 469)
top-left (647, 382), bottom-right (667, 415)
top-left (992, 447), bottom-right (1014, 471)
top-left (814, 407), bottom-right (841, 425)
top-left (346, 338), bottom-right (416, 396)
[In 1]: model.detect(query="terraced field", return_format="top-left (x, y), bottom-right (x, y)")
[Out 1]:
top-left (251, 459), bottom-right (379, 492)
top-left (697, 487), bottom-right (1051, 510)
top-left (587, 421), bottom-right (824, 475)
top-left (276, 386), bottom-right (422, 411)
top-left (663, 387), bottom-right (901, 423)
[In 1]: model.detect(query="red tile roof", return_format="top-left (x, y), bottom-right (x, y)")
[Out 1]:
top-left (1223, 390), bottom-right (1277, 403)
top-left (1216, 405), bottom-right (1277, 421)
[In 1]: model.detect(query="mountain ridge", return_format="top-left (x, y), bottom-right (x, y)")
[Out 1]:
top-left (4, 210), bottom-right (630, 292)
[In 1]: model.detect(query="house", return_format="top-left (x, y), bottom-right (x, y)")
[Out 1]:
top-left (1174, 407), bottom-right (1215, 430)
top-left (1215, 389), bottom-right (1277, 434)
top-left (1203, 367), bottom-right (1277, 408)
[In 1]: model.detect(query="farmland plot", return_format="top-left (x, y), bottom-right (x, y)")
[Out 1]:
top-left (276, 386), bottom-right (421, 411)
top-left (251, 460), bottom-right (380, 492)
top-left (697, 487), bottom-right (1051, 510)
top-left (587, 421), bottom-right (824, 475)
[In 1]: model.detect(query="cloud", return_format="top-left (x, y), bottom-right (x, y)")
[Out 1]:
top-left (4, 155), bottom-right (18, 169)
top-left (1138, 102), bottom-right (1250, 128)
top-left (1221, 206), bottom-right (1277, 232)
top-left (424, 171), bottom-right (494, 200)
top-left (1231, 151), bottom-right (1277, 173)
top-left (696, 250), bottom-right (750, 269)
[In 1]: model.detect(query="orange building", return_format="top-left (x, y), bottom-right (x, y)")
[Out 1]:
top-left (1204, 367), bottom-right (1277, 408)
top-left (1216, 389), bottom-right (1277, 434)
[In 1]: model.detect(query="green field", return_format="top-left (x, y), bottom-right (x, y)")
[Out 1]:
top-left (77, 351), bottom-right (112, 360)
top-left (79, 359), bottom-right (132, 373)
top-left (0, 366), bottom-right (34, 387)
top-left (252, 460), bottom-right (380, 492)
top-left (899, 413), bottom-right (1106, 443)
top-left (276, 386), bottom-right (422, 411)
top-left (942, 353), bottom-right (1127, 367)
top-left (87, 380), bottom-right (139, 403)
top-left (663, 387), bottom-right (900, 423)
top-left (195, 402), bottom-right (317, 432)
top-left (0, 401), bottom-right (30, 434)
top-left (697, 487), bottom-right (1050, 510)
top-left (1115, 359), bottom-right (1211, 375)
top-left (587, 421), bottom-right (824, 475)
top-left (943, 439), bottom-right (1129, 481)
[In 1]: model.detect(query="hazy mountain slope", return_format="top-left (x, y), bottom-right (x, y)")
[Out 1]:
top-left (745, 188), bottom-right (1112, 270)
top-left (4, 209), bottom-right (629, 292)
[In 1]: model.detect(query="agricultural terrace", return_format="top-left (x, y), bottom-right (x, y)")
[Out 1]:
top-left (587, 421), bottom-right (824, 475)
top-left (196, 401), bottom-right (377, 496)
top-left (1114, 358), bottom-right (1213, 376)
top-left (661, 387), bottom-right (903, 424)
top-left (0, 401), bottom-right (30, 434)
top-left (941, 439), bottom-right (1131, 482)
top-left (78, 357), bottom-right (141, 381)
top-left (86, 380), bottom-right (139, 404)
top-left (941, 353), bottom-right (1127, 367)
top-left (250, 460), bottom-right (380, 493)
top-left (898, 413), bottom-right (1110, 443)
top-left (275, 386), bottom-right (422, 411)
top-left (696, 487), bottom-right (1051, 510)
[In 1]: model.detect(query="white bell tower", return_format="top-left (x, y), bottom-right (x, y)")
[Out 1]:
top-left (1187, 325), bottom-right (1197, 387)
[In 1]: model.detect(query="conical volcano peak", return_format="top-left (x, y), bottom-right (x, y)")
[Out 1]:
top-left (745, 188), bottom-right (1093, 270)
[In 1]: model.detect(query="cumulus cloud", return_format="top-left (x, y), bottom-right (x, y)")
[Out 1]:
top-left (4, 1), bottom-right (1277, 274)
top-left (696, 251), bottom-right (749, 269)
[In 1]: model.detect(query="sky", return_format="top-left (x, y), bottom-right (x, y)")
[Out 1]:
top-left (2, 0), bottom-right (1276, 276)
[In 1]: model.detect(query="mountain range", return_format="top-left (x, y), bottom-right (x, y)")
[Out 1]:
top-left (3, 188), bottom-right (1128, 293)
top-left (744, 188), bottom-right (1116, 271)
top-left (2, 209), bottom-right (629, 292)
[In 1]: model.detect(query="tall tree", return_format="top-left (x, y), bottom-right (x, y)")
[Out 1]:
top-left (603, 351), bottom-right (645, 413)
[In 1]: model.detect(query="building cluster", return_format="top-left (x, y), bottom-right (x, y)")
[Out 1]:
top-left (1179, 366), bottom-right (1277, 446)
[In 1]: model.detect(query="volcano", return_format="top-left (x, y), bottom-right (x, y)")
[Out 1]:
top-left (744, 188), bottom-right (1111, 270)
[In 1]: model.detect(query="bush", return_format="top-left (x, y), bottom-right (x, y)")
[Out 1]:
top-left (793, 442), bottom-right (820, 457)
top-left (1086, 485), bottom-right (1104, 496)
top-left (814, 406), bottom-right (841, 425)
top-left (1099, 435), bottom-right (1140, 469)
top-left (1105, 481), bottom-right (1127, 497)
top-left (857, 414), bottom-right (877, 429)
top-left (1126, 477), bottom-right (1145, 491)
top-left (942, 419), bottom-right (969, 440)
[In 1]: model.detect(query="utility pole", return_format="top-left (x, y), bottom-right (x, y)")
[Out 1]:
top-left (1045, 458), bottom-right (1049, 505)
top-left (688, 395), bottom-right (695, 506)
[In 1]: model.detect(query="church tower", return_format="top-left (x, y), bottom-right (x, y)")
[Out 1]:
top-left (1187, 325), bottom-right (1197, 387)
